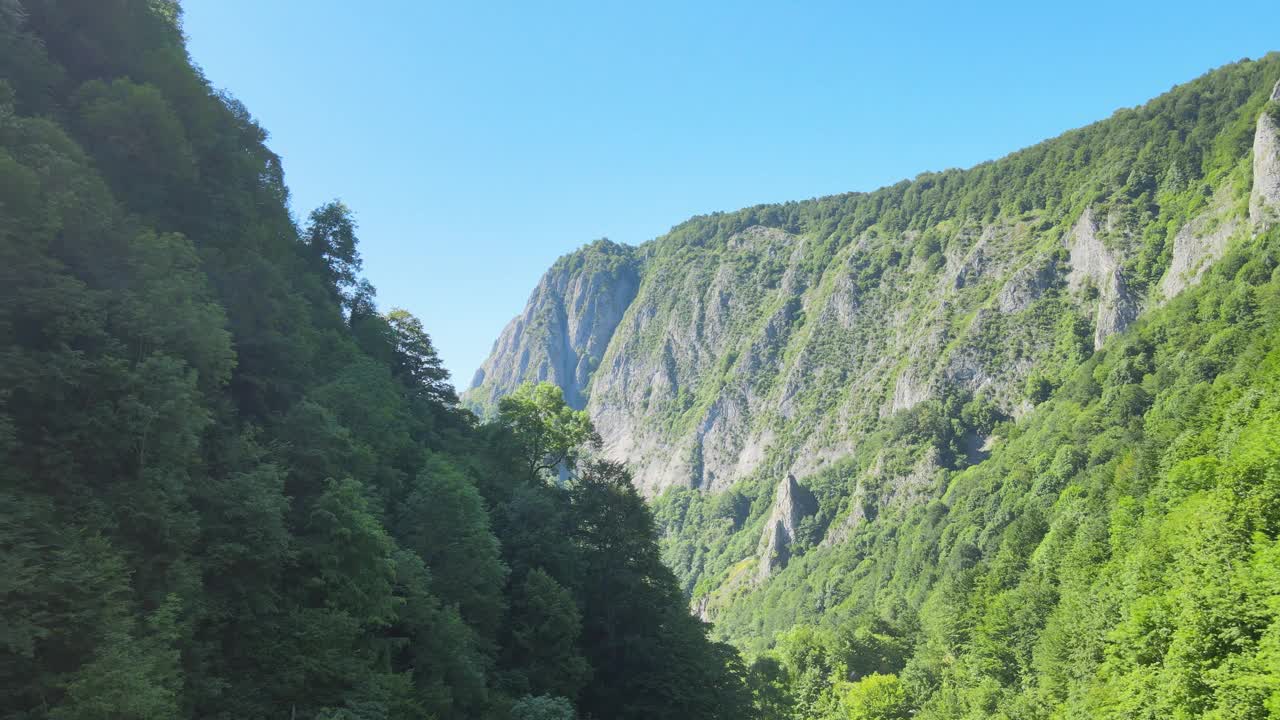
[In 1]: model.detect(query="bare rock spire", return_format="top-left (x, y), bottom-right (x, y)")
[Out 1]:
top-left (758, 474), bottom-right (817, 580)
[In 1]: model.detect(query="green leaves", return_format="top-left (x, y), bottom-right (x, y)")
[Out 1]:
top-left (71, 78), bottom-right (195, 212)
top-left (506, 569), bottom-right (589, 699)
top-left (305, 200), bottom-right (363, 307)
top-left (397, 455), bottom-right (507, 636)
top-left (498, 382), bottom-right (600, 481)
top-left (838, 673), bottom-right (910, 720)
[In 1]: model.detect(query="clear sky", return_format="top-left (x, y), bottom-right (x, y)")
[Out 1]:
top-left (180, 0), bottom-right (1278, 386)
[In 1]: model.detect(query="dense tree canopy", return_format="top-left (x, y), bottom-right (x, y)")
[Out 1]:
top-left (3, 3), bottom-right (1278, 720)
top-left (0, 3), bottom-right (751, 718)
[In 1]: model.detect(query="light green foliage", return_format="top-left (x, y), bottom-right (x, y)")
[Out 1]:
top-left (498, 382), bottom-right (600, 480)
top-left (839, 673), bottom-right (910, 720)
top-left (509, 694), bottom-right (576, 720)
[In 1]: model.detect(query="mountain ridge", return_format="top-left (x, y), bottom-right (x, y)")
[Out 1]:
top-left (466, 55), bottom-right (1280, 497)
top-left (465, 60), bottom-right (1280, 716)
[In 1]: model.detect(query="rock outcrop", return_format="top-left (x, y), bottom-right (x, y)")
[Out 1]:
top-left (1250, 81), bottom-right (1280, 229)
top-left (757, 475), bottom-right (817, 580)
top-left (1160, 184), bottom-right (1241, 299)
top-left (997, 257), bottom-right (1058, 313)
top-left (586, 226), bottom-right (808, 494)
top-left (463, 239), bottom-right (640, 413)
top-left (1065, 209), bottom-right (1139, 349)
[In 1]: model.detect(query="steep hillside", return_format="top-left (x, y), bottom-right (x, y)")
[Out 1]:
top-left (716, 225), bottom-right (1280, 717)
top-left (474, 59), bottom-right (1280, 502)
top-left (465, 238), bottom-right (641, 413)
top-left (470, 56), bottom-right (1280, 716)
top-left (0, 4), bottom-right (752, 720)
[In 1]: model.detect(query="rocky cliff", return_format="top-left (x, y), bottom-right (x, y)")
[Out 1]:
top-left (466, 57), bottom-right (1280, 606)
top-left (463, 239), bottom-right (640, 413)
top-left (1250, 80), bottom-right (1280, 228)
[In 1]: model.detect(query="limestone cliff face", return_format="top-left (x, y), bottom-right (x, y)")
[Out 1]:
top-left (475, 206), bottom-right (1141, 496)
top-left (1159, 183), bottom-right (1241, 299)
top-left (587, 225), bottom-right (810, 494)
top-left (582, 209), bottom-right (1104, 496)
top-left (1064, 208), bottom-right (1139, 349)
top-left (1251, 81), bottom-right (1280, 229)
top-left (462, 239), bottom-right (640, 413)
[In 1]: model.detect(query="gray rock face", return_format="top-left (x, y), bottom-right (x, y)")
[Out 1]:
top-left (587, 226), bottom-right (808, 494)
top-left (890, 370), bottom-right (932, 413)
top-left (473, 211), bottom-right (1134, 496)
top-left (822, 449), bottom-right (940, 547)
top-left (997, 257), bottom-right (1058, 313)
top-left (462, 239), bottom-right (640, 413)
top-left (1160, 184), bottom-right (1240, 299)
top-left (1065, 209), bottom-right (1139, 349)
top-left (757, 475), bottom-right (816, 580)
top-left (1250, 84), bottom-right (1280, 229)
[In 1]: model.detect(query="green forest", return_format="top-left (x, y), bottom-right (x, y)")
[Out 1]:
top-left (0, 3), bottom-right (751, 719)
top-left (4, 2), bottom-right (1280, 720)
top-left (639, 53), bottom-right (1280, 720)
top-left (672, 225), bottom-right (1280, 718)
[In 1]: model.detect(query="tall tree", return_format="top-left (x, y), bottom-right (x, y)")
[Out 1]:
top-left (498, 382), bottom-right (599, 481)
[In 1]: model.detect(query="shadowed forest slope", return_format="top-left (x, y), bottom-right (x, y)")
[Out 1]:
top-left (0, 3), bottom-right (752, 719)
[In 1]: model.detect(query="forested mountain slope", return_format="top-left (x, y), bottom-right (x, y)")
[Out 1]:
top-left (472, 57), bottom-right (1280, 500)
top-left (0, 3), bottom-right (751, 719)
top-left (470, 56), bottom-right (1280, 717)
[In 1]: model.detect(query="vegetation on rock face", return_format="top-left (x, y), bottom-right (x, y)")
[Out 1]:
top-left (473, 53), bottom-right (1280, 508)
top-left (720, 224), bottom-right (1280, 718)
top-left (473, 51), bottom-right (1280, 719)
top-left (0, 3), bottom-right (749, 718)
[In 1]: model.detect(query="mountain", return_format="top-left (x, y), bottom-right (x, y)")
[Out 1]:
top-left (468, 57), bottom-right (1280, 717)
top-left (467, 238), bottom-right (642, 412)
top-left (5, 2), bottom-right (1278, 715)
top-left (470, 62), bottom-right (1280, 500)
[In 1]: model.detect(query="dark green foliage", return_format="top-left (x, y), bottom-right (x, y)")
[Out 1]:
top-left (304, 201), bottom-right (363, 309)
top-left (396, 455), bottom-right (507, 636)
top-left (0, 3), bottom-right (750, 719)
top-left (505, 569), bottom-right (590, 699)
top-left (570, 460), bottom-right (755, 720)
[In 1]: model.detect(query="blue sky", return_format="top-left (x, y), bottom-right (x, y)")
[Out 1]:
top-left (181, 1), bottom-right (1278, 386)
